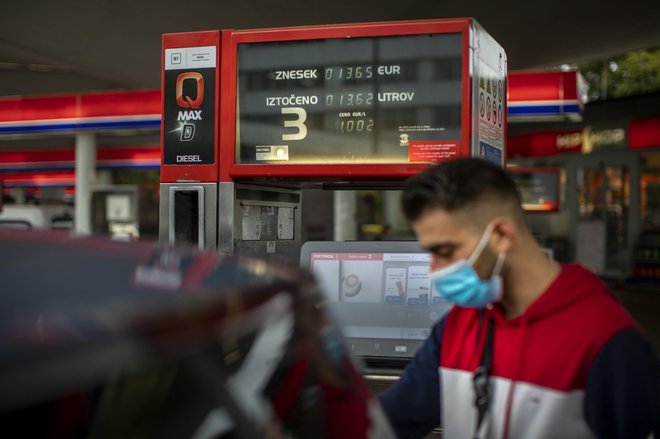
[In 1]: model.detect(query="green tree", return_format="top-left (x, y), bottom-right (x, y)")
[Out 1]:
top-left (578, 47), bottom-right (660, 101)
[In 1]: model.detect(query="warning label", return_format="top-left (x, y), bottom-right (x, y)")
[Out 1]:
top-left (409, 141), bottom-right (459, 162)
top-left (472, 26), bottom-right (505, 166)
top-left (478, 72), bottom-right (504, 150)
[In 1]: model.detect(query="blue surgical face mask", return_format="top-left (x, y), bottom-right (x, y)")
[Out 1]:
top-left (430, 224), bottom-right (506, 308)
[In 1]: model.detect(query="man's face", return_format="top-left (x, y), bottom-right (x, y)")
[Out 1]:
top-left (412, 207), bottom-right (498, 279)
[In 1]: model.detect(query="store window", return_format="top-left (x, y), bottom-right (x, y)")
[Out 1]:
top-left (576, 164), bottom-right (630, 277)
top-left (641, 153), bottom-right (660, 228)
top-left (633, 152), bottom-right (660, 282)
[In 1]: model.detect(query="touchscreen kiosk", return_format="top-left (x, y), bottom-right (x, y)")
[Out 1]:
top-left (300, 241), bottom-right (452, 363)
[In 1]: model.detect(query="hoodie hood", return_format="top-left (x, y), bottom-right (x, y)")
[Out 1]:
top-left (489, 263), bottom-right (609, 326)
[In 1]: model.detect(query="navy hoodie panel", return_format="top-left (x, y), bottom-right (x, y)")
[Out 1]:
top-left (379, 317), bottom-right (446, 439)
top-left (584, 327), bottom-right (660, 438)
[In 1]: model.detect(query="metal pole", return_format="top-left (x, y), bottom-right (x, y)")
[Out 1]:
top-left (10, 188), bottom-right (26, 205)
top-left (74, 132), bottom-right (96, 235)
top-left (383, 190), bottom-right (404, 238)
top-left (333, 191), bottom-right (357, 241)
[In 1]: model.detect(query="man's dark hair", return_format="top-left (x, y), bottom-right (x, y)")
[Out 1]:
top-left (402, 158), bottom-right (522, 221)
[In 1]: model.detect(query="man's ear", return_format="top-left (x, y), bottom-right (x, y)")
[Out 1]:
top-left (490, 216), bottom-right (516, 253)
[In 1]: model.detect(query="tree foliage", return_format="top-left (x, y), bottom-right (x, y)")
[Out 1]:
top-left (578, 47), bottom-right (660, 101)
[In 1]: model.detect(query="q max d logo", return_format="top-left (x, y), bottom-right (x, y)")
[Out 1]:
top-left (175, 72), bottom-right (204, 141)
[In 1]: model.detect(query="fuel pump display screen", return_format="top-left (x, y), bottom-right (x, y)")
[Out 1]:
top-left (236, 34), bottom-right (463, 164)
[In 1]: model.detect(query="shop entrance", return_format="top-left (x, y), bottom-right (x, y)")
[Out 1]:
top-left (576, 164), bottom-right (629, 276)
top-left (569, 152), bottom-right (641, 278)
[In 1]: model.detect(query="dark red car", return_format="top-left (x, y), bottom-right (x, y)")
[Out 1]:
top-left (0, 230), bottom-right (394, 438)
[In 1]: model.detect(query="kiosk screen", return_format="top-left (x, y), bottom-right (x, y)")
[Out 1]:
top-left (300, 241), bottom-right (452, 360)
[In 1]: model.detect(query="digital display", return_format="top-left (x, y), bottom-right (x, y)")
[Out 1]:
top-left (510, 169), bottom-right (561, 212)
top-left (236, 34), bottom-right (463, 165)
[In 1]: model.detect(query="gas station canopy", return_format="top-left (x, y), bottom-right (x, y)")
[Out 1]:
top-left (1, 0), bottom-right (660, 96)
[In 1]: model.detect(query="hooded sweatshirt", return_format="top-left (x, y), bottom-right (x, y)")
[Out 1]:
top-left (379, 263), bottom-right (659, 438)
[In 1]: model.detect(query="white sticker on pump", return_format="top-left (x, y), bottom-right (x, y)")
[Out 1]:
top-left (165, 46), bottom-right (216, 70)
top-left (241, 205), bottom-right (262, 240)
top-left (277, 207), bottom-right (295, 240)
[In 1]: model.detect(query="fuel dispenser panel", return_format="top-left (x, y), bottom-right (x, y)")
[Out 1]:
top-left (223, 18), bottom-right (507, 181)
top-left (160, 20), bottom-right (506, 266)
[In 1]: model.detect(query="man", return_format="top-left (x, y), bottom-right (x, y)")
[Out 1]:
top-left (379, 158), bottom-right (659, 438)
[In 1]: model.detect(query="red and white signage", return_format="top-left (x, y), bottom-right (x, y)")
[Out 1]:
top-left (630, 116), bottom-right (660, 150)
top-left (507, 130), bottom-right (583, 158)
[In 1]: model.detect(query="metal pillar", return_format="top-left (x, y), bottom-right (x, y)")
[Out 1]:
top-left (383, 190), bottom-right (405, 236)
top-left (74, 132), bottom-right (96, 235)
top-left (10, 188), bottom-right (26, 205)
top-left (333, 191), bottom-right (357, 241)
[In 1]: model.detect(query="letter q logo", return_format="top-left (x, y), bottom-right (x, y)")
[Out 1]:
top-left (176, 72), bottom-right (204, 109)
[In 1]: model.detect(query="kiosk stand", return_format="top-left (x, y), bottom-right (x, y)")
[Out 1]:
top-left (159, 19), bottom-right (507, 265)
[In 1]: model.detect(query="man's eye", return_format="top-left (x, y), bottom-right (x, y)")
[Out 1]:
top-left (432, 248), bottom-right (453, 259)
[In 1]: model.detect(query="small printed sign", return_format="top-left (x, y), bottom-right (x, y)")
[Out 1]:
top-left (277, 207), bottom-right (295, 240)
top-left (165, 46), bottom-right (216, 70)
top-left (409, 141), bottom-right (459, 162)
top-left (255, 145), bottom-right (289, 161)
